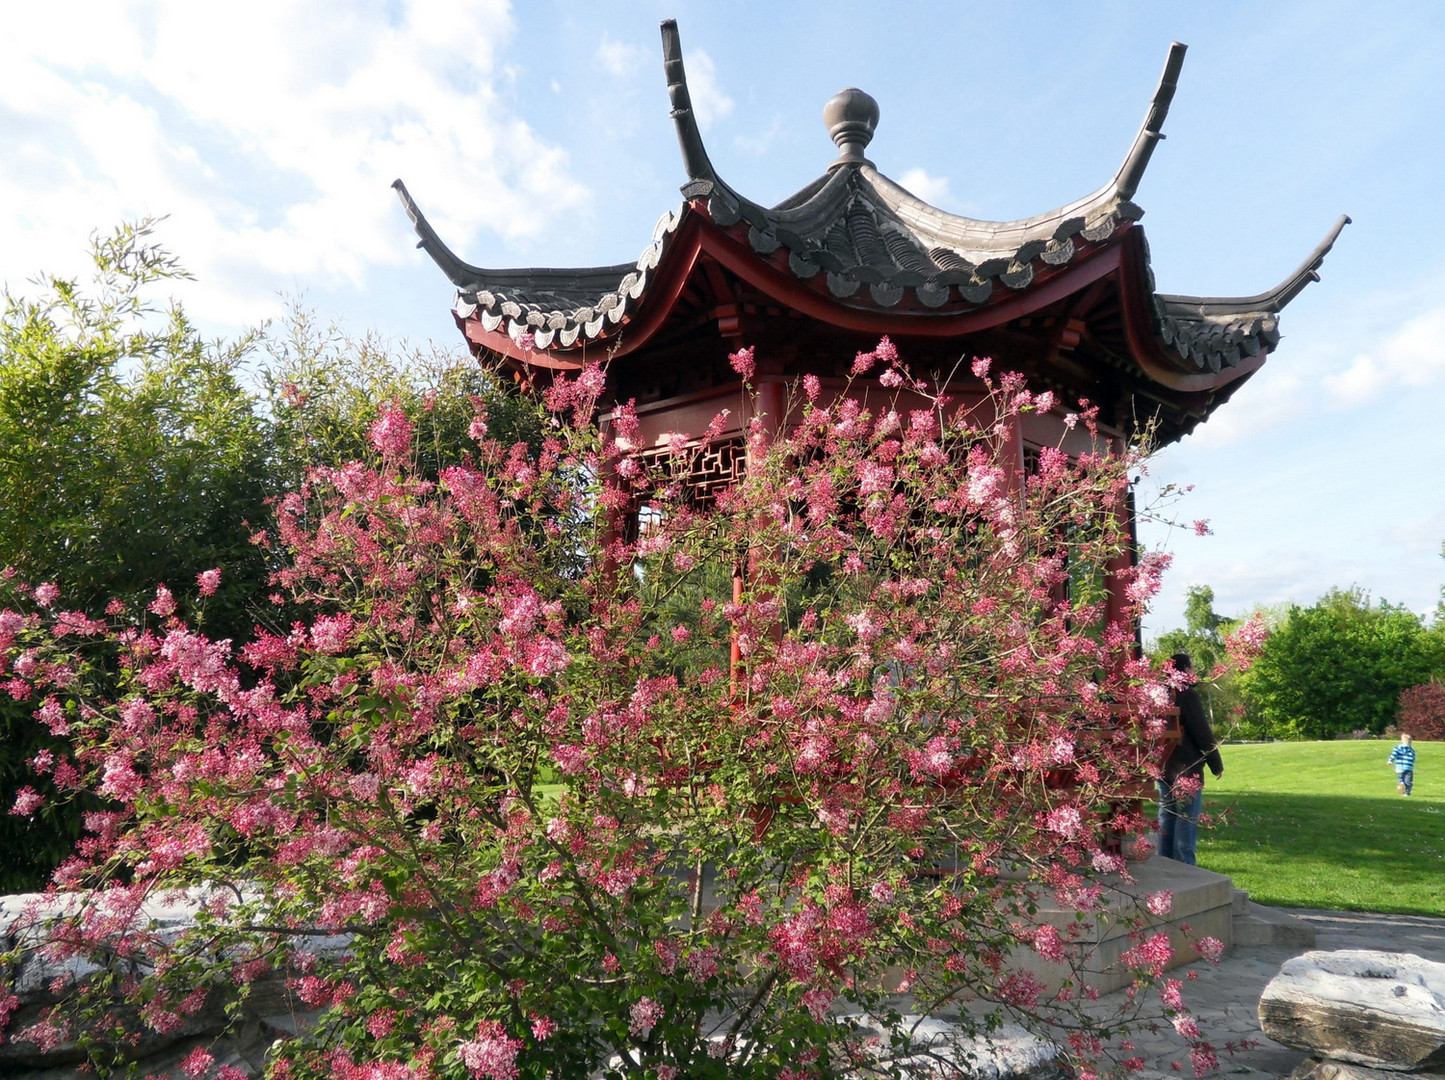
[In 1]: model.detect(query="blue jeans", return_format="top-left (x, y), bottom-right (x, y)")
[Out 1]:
top-left (1157, 780), bottom-right (1204, 865)
top-left (1398, 768), bottom-right (1414, 796)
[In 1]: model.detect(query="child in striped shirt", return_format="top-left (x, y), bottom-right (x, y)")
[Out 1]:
top-left (1388, 734), bottom-right (1416, 797)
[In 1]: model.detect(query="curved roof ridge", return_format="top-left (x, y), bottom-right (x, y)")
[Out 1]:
top-left (661, 19), bottom-right (723, 192)
top-left (393, 178), bottom-right (637, 293)
top-left (1156, 215), bottom-right (1353, 316)
top-left (1112, 42), bottom-right (1188, 201)
top-left (658, 24), bottom-right (1188, 244)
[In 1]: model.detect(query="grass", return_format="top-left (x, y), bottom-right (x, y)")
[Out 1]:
top-left (1192, 740), bottom-right (1445, 916)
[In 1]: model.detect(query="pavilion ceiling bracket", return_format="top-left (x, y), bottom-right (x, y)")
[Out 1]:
top-left (1112, 41), bottom-right (1187, 201)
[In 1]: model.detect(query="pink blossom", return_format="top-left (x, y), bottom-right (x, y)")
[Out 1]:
top-left (457, 1021), bottom-right (521, 1080)
top-left (971, 356), bottom-right (992, 379)
top-left (180, 1047), bottom-right (215, 1078)
top-left (629, 996), bottom-right (663, 1037)
top-left (552, 745), bottom-right (589, 775)
top-left (523, 637), bottom-right (568, 676)
top-left (530, 1015), bottom-right (555, 1041)
top-left (1225, 613), bottom-right (1269, 669)
top-left (653, 937), bottom-right (681, 973)
top-left (1194, 936), bottom-right (1225, 964)
top-left (1159, 977), bottom-right (1185, 1011)
top-left (1044, 805), bottom-right (1083, 839)
top-left (1090, 850), bottom-right (1125, 875)
top-left (149, 584), bottom-right (177, 617)
top-left (33, 581), bottom-right (60, 607)
top-left (310, 613), bottom-right (355, 655)
top-left (36, 697), bottom-right (69, 736)
top-left (687, 945), bottom-right (720, 980)
top-left (99, 755), bottom-right (142, 802)
top-left (803, 374), bottom-right (821, 400)
top-left (499, 593), bottom-right (542, 636)
top-left (800, 985), bottom-right (835, 1020)
top-left (369, 408), bottom-right (414, 462)
top-left (728, 346), bottom-right (756, 379)
top-left (1032, 923), bottom-right (1068, 962)
top-left (9, 786), bottom-right (42, 817)
top-left (350, 773), bottom-right (381, 801)
top-left (468, 414), bottom-right (489, 441)
top-left (196, 568), bottom-right (222, 597)
top-left (1120, 931), bottom-right (1174, 975)
top-left (1189, 1044), bottom-right (1219, 1075)
top-left (1145, 890), bottom-right (1174, 916)
top-left (1192, 519), bottom-right (1212, 537)
top-left (367, 1011), bottom-right (396, 1038)
top-left (878, 368), bottom-right (904, 389)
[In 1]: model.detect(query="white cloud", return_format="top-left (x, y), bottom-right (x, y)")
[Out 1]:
top-left (683, 49), bottom-right (734, 132)
top-left (1179, 367), bottom-right (1309, 449)
top-left (897, 168), bottom-right (952, 206)
top-left (596, 34), bottom-right (645, 79)
top-left (0, 0), bottom-right (589, 329)
top-left (1323, 305), bottom-right (1445, 404)
top-left (734, 116), bottom-right (785, 158)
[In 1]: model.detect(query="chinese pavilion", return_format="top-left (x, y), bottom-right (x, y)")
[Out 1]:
top-left (394, 18), bottom-right (1345, 580)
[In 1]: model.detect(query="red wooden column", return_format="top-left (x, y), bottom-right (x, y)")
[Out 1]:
top-left (730, 377), bottom-right (787, 691)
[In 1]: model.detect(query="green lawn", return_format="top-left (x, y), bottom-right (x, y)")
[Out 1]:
top-left (1192, 740), bottom-right (1445, 916)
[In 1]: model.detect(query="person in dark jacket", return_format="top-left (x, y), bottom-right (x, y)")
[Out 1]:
top-left (1157, 652), bottom-right (1224, 865)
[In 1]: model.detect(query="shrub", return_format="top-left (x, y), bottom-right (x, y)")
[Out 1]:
top-left (0, 348), bottom-right (1205, 1078)
top-left (1239, 589), bottom-right (1444, 739)
top-left (0, 223), bottom-right (271, 891)
top-left (1399, 682), bottom-right (1445, 741)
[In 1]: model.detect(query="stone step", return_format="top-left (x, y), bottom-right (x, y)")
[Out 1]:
top-left (1234, 901), bottom-right (1317, 948)
top-left (1233, 887), bottom-right (1250, 916)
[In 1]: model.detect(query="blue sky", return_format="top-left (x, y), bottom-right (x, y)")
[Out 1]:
top-left (3, 0), bottom-right (1443, 634)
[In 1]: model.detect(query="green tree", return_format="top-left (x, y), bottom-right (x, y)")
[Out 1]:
top-left (1150, 585), bottom-right (1255, 734)
top-left (260, 304), bottom-right (543, 489)
top-left (1240, 587), bottom-right (1445, 739)
top-left (0, 222), bottom-right (275, 890)
top-left (1153, 585), bottom-right (1227, 674)
top-left (0, 221), bottom-right (272, 635)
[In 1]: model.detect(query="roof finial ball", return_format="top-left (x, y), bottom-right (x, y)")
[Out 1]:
top-left (823, 87), bottom-right (879, 169)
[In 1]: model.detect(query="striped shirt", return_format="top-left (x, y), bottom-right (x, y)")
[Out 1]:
top-left (1389, 743), bottom-right (1417, 773)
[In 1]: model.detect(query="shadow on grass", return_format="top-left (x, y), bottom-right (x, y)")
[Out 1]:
top-left (1197, 791), bottom-right (1445, 916)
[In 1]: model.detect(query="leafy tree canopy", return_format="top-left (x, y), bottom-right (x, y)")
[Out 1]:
top-left (0, 220), bottom-right (272, 638)
top-left (1240, 587), bottom-right (1445, 739)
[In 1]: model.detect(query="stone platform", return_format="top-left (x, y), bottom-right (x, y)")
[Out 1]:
top-left (1011, 856), bottom-right (1253, 994)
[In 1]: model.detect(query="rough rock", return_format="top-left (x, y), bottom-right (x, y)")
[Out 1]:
top-left (842, 1015), bottom-right (1068, 1080)
top-left (1285, 1056), bottom-right (1445, 1080)
top-left (1, 889), bottom-right (336, 1078)
top-left (1259, 950), bottom-right (1445, 1071)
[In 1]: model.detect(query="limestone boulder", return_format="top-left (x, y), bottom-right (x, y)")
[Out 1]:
top-left (1285, 1057), bottom-right (1445, 1080)
top-left (1259, 950), bottom-right (1445, 1071)
top-left (841, 1015), bottom-right (1068, 1080)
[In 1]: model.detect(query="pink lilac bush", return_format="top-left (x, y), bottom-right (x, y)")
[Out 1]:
top-left (0, 345), bottom-right (1211, 1078)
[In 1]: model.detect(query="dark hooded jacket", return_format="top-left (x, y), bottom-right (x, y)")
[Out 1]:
top-left (1164, 684), bottom-right (1224, 785)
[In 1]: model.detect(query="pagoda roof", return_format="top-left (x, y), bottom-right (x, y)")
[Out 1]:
top-left (396, 20), bottom-right (1346, 392)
